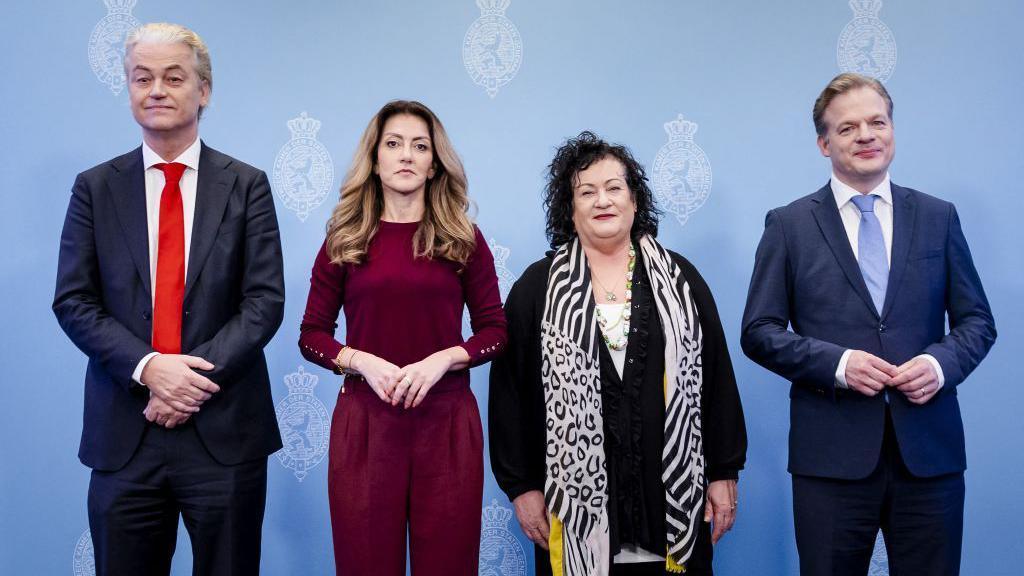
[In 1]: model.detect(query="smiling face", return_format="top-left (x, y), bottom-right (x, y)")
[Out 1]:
top-left (126, 41), bottom-right (209, 143)
top-left (571, 156), bottom-right (637, 249)
top-left (374, 113), bottom-right (436, 197)
top-left (817, 86), bottom-right (895, 192)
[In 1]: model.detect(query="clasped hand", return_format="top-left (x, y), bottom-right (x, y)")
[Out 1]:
top-left (844, 351), bottom-right (939, 404)
top-left (354, 351), bottom-right (453, 408)
top-left (140, 354), bottom-right (220, 427)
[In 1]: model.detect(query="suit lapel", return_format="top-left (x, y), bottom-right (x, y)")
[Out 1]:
top-left (109, 148), bottom-right (152, 298)
top-left (185, 143), bottom-right (235, 303)
top-left (880, 184), bottom-right (916, 320)
top-left (810, 183), bottom-right (879, 318)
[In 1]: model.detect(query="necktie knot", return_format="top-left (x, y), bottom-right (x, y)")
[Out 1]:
top-left (155, 162), bottom-right (187, 185)
top-left (850, 193), bottom-right (877, 214)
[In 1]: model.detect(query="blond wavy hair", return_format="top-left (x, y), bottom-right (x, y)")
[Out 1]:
top-left (326, 101), bottom-right (476, 266)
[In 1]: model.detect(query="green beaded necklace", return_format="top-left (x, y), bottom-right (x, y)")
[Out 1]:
top-left (594, 245), bottom-right (635, 351)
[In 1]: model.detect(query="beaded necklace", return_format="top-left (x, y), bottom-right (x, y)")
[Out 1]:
top-left (594, 245), bottom-right (635, 351)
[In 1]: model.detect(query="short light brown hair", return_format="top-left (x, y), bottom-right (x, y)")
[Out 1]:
top-left (813, 73), bottom-right (893, 136)
top-left (124, 23), bottom-right (212, 117)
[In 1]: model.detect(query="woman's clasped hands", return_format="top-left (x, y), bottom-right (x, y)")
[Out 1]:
top-left (352, 349), bottom-right (458, 408)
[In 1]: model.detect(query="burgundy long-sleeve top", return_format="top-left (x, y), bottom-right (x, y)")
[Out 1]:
top-left (299, 221), bottom-right (507, 389)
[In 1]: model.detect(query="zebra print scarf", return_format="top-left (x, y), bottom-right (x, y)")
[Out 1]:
top-left (540, 234), bottom-right (705, 575)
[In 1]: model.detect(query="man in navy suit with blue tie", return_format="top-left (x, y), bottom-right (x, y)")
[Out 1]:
top-left (53, 23), bottom-right (283, 575)
top-left (741, 73), bottom-right (996, 575)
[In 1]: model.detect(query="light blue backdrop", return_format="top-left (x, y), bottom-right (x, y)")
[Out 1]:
top-left (1, 1), bottom-right (1021, 574)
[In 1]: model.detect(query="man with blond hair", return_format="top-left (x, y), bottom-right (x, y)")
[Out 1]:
top-left (54, 23), bottom-right (284, 575)
top-left (741, 73), bottom-right (996, 575)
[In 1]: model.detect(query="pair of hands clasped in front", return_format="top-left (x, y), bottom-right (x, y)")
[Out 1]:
top-left (845, 351), bottom-right (940, 404)
top-left (140, 354), bottom-right (220, 429)
top-left (354, 347), bottom-right (467, 408)
top-left (513, 479), bottom-right (740, 551)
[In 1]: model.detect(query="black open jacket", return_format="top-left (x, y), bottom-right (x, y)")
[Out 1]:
top-left (488, 248), bottom-right (746, 572)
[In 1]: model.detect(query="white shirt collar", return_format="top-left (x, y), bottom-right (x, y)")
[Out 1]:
top-left (830, 172), bottom-right (892, 208)
top-left (142, 137), bottom-right (202, 171)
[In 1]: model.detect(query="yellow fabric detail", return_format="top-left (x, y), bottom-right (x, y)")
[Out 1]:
top-left (548, 513), bottom-right (564, 576)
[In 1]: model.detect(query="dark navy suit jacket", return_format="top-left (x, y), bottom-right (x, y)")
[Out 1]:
top-left (53, 144), bottom-right (285, 471)
top-left (741, 183), bottom-right (995, 479)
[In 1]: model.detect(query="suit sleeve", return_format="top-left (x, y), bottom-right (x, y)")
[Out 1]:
top-left (740, 209), bottom-right (847, 393)
top-left (921, 204), bottom-right (996, 386)
top-left (53, 173), bottom-right (154, 391)
top-left (186, 171), bottom-right (285, 384)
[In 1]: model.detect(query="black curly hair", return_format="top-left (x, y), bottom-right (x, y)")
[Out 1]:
top-left (543, 131), bottom-right (661, 249)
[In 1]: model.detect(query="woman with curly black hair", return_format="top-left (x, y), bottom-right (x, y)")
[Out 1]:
top-left (489, 131), bottom-right (747, 575)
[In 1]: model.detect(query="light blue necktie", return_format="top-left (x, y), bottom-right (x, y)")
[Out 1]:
top-left (850, 194), bottom-right (888, 315)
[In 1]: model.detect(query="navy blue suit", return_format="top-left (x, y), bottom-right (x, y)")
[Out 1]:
top-left (741, 183), bottom-right (995, 574)
top-left (53, 144), bottom-right (285, 575)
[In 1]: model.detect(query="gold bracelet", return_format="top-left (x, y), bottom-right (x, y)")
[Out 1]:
top-left (348, 350), bottom-right (361, 372)
top-left (333, 347), bottom-right (348, 373)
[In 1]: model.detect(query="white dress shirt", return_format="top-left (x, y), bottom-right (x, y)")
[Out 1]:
top-left (131, 137), bottom-right (202, 384)
top-left (829, 173), bottom-right (945, 390)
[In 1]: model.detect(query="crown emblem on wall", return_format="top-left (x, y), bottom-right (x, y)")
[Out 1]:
top-left (849, 0), bottom-right (883, 17)
top-left (103, 0), bottom-right (136, 14)
top-left (481, 500), bottom-right (514, 528)
top-left (287, 112), bottom-right (322, 139)
top-left (664, 114), bottom-right (699, 141)
top-left (489, 241), bottom-right (510, 267)
top-left (283, 365), bottom-right (318, 395)
top-left (476, 0), bottom-right (511, 14)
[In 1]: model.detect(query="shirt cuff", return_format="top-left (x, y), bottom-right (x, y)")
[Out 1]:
top-left (132, 352), bottom-right (160, 386)
top-left (916, 354), bottom-right (946, 390)
top-left (834, 349), bottom-right (853, 389)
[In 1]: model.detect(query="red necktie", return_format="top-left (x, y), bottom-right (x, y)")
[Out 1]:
top-left (152, 162), bottom-right (187, 354)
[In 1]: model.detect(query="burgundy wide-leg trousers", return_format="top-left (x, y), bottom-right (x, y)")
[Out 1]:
top-left (328, 380), bottom-right (484, 576)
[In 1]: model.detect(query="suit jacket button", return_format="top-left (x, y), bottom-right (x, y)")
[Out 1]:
top-left (142, 312), bottom-right (151, 320)
top-left (878, 323), bottom-right (886, 332)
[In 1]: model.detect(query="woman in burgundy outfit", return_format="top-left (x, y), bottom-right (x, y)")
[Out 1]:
top-left (298, 100), bottom-right (507, 576)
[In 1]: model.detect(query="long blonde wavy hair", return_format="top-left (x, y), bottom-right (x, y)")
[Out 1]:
top-left (325, 100), bottom-right (476, 266)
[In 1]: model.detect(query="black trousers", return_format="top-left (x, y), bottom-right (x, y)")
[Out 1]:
top-left (88, 422), bottom-right (268, 576)
top-left (792, 409), bottom-right (965, 576)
